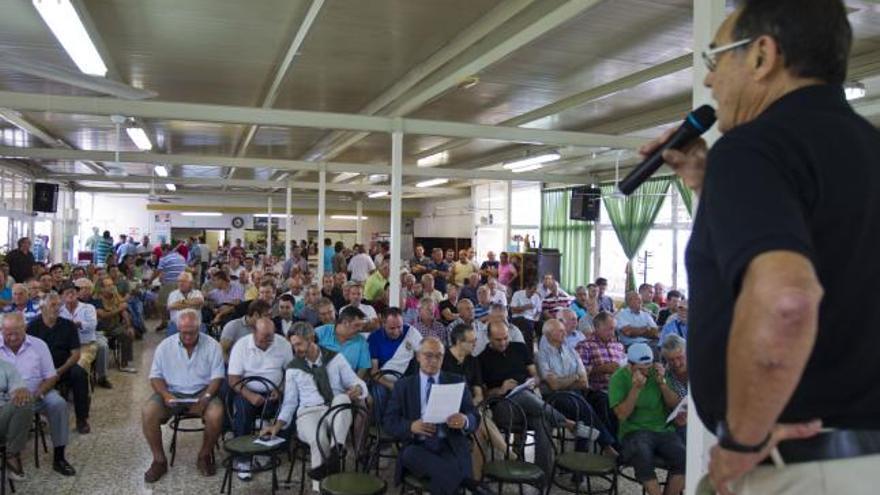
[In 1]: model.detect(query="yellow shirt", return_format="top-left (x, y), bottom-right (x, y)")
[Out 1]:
top-left (364, 272), bottom-right (388, 302)
top-left (452, 261), bottom-right (475, 287)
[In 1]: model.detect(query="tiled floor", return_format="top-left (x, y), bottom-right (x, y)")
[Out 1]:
top-left (15, 322), bottom-right (645, 495)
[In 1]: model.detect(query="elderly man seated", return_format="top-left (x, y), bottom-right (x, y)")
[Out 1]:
top-left (616, 291), bottom-right (659, 348)
top-left (576, 312), bottom-right (627, 435)
top-left (316, 306), bottom-right (371, 380)
top-left (383, 336), bottom-right (484, 495)
top-left (472, 303), bottom-right (526, 356)
top-left (227, 317), bottom-right (293, 480)
top-left (166, 272), bottom-right (205, 336)
top-left (142, 309), bottom-right (225, 482)
top-left (0, 358), bottom-right (32, 480)
top-left (412, 297), bottom-right (447, 343)
top-left (660, 335), bottom-right (688, 443)
top-left (73, 278), bottom-right (113, 389)
top-left (541, 280), bottom-right (573, 322)
top-left (260, 322), bottom-right (368, 481)
top-left (510, 280), bottom-right (541, 351)
top-left (660, 299), bottom-right (688, 342)
top-left (536, 319), bottom-right (617, 456)
top-left (557, 307), bottom-right (585, 348)
top-left (609, 343), bottom-right (685, 495)
top-left (0, 312), bottom-right (76, 476)
top-left (2, 284), bottom-right (40, 324)
top-left (30, 291), bottom-right (91, 434)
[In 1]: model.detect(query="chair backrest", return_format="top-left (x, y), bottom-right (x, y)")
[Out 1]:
top-left (368, 369), bottom-right (403, 419)
top-left (480, 395), bottom-right (529, 462)
top-left (225, 375), bottom-right (285, 434)
top-left (315, 402), bottom-right (371, 472)
top-left (543, 391), bottom-right (594, 454)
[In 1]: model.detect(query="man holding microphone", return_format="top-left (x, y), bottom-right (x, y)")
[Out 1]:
top-left (639, 1), bottom-right (880, 493)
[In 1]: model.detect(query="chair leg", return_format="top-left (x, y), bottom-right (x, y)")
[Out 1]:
top-left (169, 418), bottom-right (179, 467)
top-left (299, 454), bottom-right (307, 495)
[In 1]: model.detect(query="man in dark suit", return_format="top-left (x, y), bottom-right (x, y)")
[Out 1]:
top-left (383, 337), bottom-right (485, 495)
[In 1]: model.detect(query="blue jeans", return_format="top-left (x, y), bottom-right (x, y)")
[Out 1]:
top-left (128, 296), bottom-right (146, 334)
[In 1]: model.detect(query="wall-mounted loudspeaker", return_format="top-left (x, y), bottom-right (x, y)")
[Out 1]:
top-left (569, 186), bottom-right (601, 221)
top-left (33, 182), bottom-right (59, 213)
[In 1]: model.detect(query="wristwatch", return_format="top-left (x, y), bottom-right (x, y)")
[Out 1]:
top-left (716, 420), bottom-right (770, 453)
top-left (203, 392), bottom-right (212, 401)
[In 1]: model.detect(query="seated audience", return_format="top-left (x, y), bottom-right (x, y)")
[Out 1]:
top-left (31, 291), bottom-right (91, 434)
top-left (166, 272), bottom-right (204, 336)
top-left (459, 273), bottom-right (480, 305)
top-left (315, 306), bottom-right (371, 380)
top-left (615, 291), bottom-right (659, 348)
top-left (73, 278), bottom-right (112, 389)
top-left (341, 284), bottom-right (379, 331)
top-left (438, 284), bottom-right (460, 325)
top-left (425, 249), bottom-right (450, 295)
top-left (558, 307), bottom-right (585, 348)
top-left (478, 321), bottom-right (578, 479)
top-left (660, 335), bottom-right (688, 443)
top-left (536, 319), bottom-right (617, 455)
top-left (652, 282), bottom-right (666, 308)
top-left (420, 274), bottom-right (444, 305)
top-left (0, 358), bottom-right (32, 480)
top-left (412, 297), bottom-right (448, 343)
top-left (655, 290), bottom-right (682, 327)
top-left (541, 280), bottom-right (572, 321)
top-left (207, 271), bottom-right (244, 327)
top-left (220, 299), bottom-right (272, 357)
top-left (609, 343), bottom-right (685, 495)
top-left (273, 294), bottom-right (296, 336)
top-left (321, 274), bottom-right (345, 310)
top-left (383, 337), bottom-right (482, 495)
top-left (364, 263), bottom-right (389, 302)
top-left (509, 281), bottom-right (541, 352)
top-left (2, 284), bottom-right (40, 324)
top-left (0, 312), bottom-right (76, 475)
top-left (96, 276), bottom-right (137, 372)
top-left (142, 309), bottom-right (224, 482)
top-left (472, 304), bottom-right (525, 356)
top-left (486, 277), bottom-right (507, 307)
top-left (368, 308), bottom-right (422, 384)
top-left (660, 300), bottom-right (688, 342)
top-left (402, 281), bottom-right (423, 325)
top-left (261, 322), bottom-right (368, 481)
top-left (473, 286), bottom-right (492, 322)
top-left (315, 297), bottom-right (337, 326)
top-left (595, 278), bottom-right (614, 313)
top-left (638, 283), bottom-right (660, 319)
top-left (576, 312), bottom-right (627, 433)
top-left (296, 285), bottom-right (322, 326)
top-left (227, 317), bottom-right (293, 480)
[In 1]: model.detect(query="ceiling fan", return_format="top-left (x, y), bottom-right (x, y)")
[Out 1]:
top-left (147, 174), bottom-right (182, 204)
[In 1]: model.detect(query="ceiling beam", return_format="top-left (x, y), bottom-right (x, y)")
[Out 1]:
top-left (0, 146), bottom-right (592, 184)
top-left (0, 91), bottom-right (643, 151)
top-left (227, 0), bottom-right (326, 182)
top-left (413, 53), bottom-right (692, 162)
top-left (293, 0), bottom-right (536, 169)
top-left (0, 109), bottom-right (107, 175)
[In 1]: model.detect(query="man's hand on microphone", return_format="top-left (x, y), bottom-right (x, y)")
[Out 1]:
top-left (639, 127), bottom-right (708, 195)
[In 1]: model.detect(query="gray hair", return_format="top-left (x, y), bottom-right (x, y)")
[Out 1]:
top-left (288, 321), bottom-right (315, 340)
top-left (661, 334), bottom-right (686, 355)
top-left (176, 308), bottom-right (202, 326)
top-left (40, 292), bottom-right (61, 308)
top-left (417, 336), bottom-right (445, 354)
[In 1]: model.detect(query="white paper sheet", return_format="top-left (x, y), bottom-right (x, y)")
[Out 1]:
top-left (506, 377), bottom-right (536, 398)
top-left (422, 382), bottom-right (465, 424)
top-left (254, 436), bottom-right (286, 447)
top-left (666, 397), bottom-right (688, 424)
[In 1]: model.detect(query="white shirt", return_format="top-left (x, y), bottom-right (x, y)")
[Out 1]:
top-left (59, 302), bottom-right (98, 344)
top-left (167, 289), bottom-right (204, 326)
top-left (419, 371), bottom-right (440, 412)
top-left (381, 326), bottom-right (423, 375)
top-left (347, 253), bottom-right (375, 283)
top-left (489, 289), bottom-right (508, 307)
top-left (342, 302), bottom-right (378, 322)
top-left (424, 290), bottom-right (444, 305)
top-left (277, 352), bottom-right (368, 426)
top-left (149, 334), bottom-right (225, 395)
top-left (510, 290), bottom-right (542, 321)
top-left (472, 321), bottom-right (525, 356)
top-left (229, 265), bottom-right (247, 281)
top-left (227, 334), bottom-right (294, 392)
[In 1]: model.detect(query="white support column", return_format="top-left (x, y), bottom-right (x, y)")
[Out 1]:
top-left (26, 179), bottom-right (34, 237)
top-left (503, 180), bottom-right (512, 252)
top-left (267, 196), bottom-right (273, 258)
top-left (671, 187), bottom-right (680, 288)
top-left (355, 200), bottom-right (363, 245)
top-left (285, 184), bottom-right (293, 260)
top-left (389, 127), bottom-right (403, 307)
top-left (317, 165), bottom-right (326, 282)
top-left (0, 170), bottom-right (5, 209)
top-left (686, 1), bottom-right (725, 494)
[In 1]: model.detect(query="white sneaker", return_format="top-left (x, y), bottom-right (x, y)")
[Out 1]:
top-left (575, 422), bottom-right (601, 441)
top-left (236, 460), bottom-right (252, 481)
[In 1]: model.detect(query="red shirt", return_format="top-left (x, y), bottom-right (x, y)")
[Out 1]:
top-left (229, 246), bottom-right (245, 260)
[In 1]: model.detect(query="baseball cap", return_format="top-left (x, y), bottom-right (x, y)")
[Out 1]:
top-left (627, 343), bottom-right (654, 364)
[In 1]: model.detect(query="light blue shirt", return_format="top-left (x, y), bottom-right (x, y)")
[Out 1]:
top-left (419, 371), bottom-right (440, 413)
top-left (615, 308), bottom-right (658, 347)
top-left (315, 324), bottom-right (371, 372)
top-left (537, 336), bottom-right (585, 379)
top-left (59, 301), bottom-right (98, 344)
top-left (149, 333), bottom-right (225, 395)
top-left (323, 248), bottom-right (334, 273)
top-left (660, 319), bottom-right (688, 343)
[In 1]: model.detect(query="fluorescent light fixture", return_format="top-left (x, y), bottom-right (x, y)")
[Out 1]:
top-left (512, 163), bottom-right (545, 173)
top-left (126, 126), bottom-right (153, 150)
top-left (417, 151), bottom-right (449, 167)
top-left (153, 165), bottom-right (168, 177)
top-left (367, 191), bottom-right (389, 198)
top-left (331, 215), bottom-right (369, 220)
top-left (181, 212), bottom-right (222, 217)
top-left (503, 152), bottom-right (561, 171)
top-left (332, 172), bottom-right (360, 183)
top-left (253, 213), bottom-right (287, 218)
top-left (164, 183), bottom-right (176, 192)
top-left (415, 178), bottom-right (449, 188)
top-left (32, 0), bottom-right (108, 76)
top-left (845, 81), bottom-right (866, 101)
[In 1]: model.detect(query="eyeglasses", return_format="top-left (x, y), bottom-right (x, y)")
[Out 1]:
top-left (702, 38), bottom-right (753, 72)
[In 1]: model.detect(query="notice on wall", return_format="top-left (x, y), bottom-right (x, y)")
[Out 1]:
top-left (153, 212), bottom-right (171, 245)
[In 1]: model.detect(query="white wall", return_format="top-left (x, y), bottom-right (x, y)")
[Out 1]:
top-left (413, 196), bottom-right (474, 238)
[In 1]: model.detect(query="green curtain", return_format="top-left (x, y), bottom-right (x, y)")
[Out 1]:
top-left (673, 176), bottom-right (695, 217)
top-left (540, 189), bottom-right (592, 293)
top-left (600, 177), bottom-right (671, 291)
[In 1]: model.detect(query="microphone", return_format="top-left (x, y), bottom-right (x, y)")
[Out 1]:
top-left (617, 105), bottom-right (716, 196)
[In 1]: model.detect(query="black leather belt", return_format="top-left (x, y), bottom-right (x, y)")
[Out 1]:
top-left (759, 429), bottom-right (880, 465)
